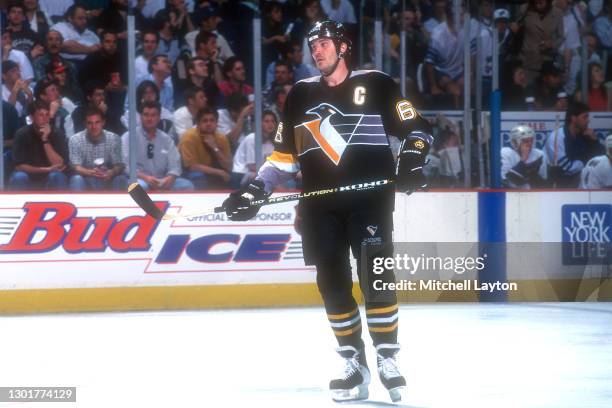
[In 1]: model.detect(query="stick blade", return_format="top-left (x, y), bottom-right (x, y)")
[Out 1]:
top-left (128, 183), bottom-right (165, 220)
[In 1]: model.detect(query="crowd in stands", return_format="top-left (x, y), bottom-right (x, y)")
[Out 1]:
top-left (0, 0), bottom-right (610, 192)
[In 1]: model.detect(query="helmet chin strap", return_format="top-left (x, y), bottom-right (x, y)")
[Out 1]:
top-left (321, 43), bottom-right (346, 78)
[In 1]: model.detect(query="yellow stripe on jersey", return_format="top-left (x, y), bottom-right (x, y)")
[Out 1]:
top-left (327, 307), bottom-right (359, 320)
top-left (368, 322), bottom-right (399, 333)
top-left (333, 323), bottom-right (362, 337)
top-left (366, 304), bottom-right (398, 316)
top-left (267, 151), bottom-right (299, 173)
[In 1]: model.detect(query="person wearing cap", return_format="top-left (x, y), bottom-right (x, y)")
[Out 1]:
top-left (32, 30), bottom-right (79, 93)
top-left (580, 134), bottom-right (612, 189)
top-left (186, 5), bottom-right (234, 65)
top-left (2, 60), bottom-right (33, 118)
top-left (532, 60), bottom-right (566, 111)
top-left (45, 57), bottom-right (82, 105)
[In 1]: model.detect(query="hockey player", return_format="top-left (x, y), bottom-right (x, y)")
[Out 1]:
top-left (580, 134), bottom-right (612, 189)
top-left (222, 21), bottom-right (433, 402)
top-left (501, 125), bottom-right (547, 188)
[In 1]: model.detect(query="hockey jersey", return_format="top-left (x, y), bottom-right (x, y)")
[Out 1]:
top-left (501, 146), bottom-right (547, 189)
top-left (259, 69), bottom-right (432, 211)
top-left (580, 155), bottom-right (612, 189)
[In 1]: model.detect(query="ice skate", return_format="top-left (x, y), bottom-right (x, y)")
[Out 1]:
top-left (330, 345), bottom-right (370, 401)
top-left (376, 343), bottom-right (406, 402)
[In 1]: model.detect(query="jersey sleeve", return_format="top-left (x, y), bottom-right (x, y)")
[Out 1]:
top-left (378, 73), bottom-right (433, 144)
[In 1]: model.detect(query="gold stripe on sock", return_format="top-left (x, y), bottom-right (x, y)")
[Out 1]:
top-left (333, 322), bottom-right (362, 336)
top-left (366, 304), bottom-right (398, 316)
top-left (327, 307), bottom-right (358, 320)
top-left (368, 322), bottom-right (399, 333)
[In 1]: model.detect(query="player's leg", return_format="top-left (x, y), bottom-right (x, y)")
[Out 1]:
top-left (301, 209), bottom-right (369, 401)
top-left (349, 210), bottom-right (406, 402)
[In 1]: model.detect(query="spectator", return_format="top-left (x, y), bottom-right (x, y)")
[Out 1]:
top-left (194, 31), bottom-right (225, 86)
top-left (593, 1), bottom-right (611, 56)
top-left (154, 0), bottom-right (195, 44)
top-left (557, 0), bottom-right (585, 95)
top-left (289, 0), bottom-right (326, 66)
top-left (217, 92), bottom-right (253, 148)
top-left (511, 0), bottom-right (564, 86)
top-left (68, 107), bottom-right (127, 191)
top-left (34, 77), bottom-right (75, 137)
top-left (232, 110), bottom-right (277, 186)
top-left (50, 5), bottom-right (101, 67)
top-left (2, 101), bottom-right (23, 150)
top-left (262, 1), bottom-right (290, 69)
top-left (96, 0), bottom-right (146, 43)
top-left (502, 61), bottom-right (529, 110)
top-left (152, 4), bottom-right (185, 64)
top-left (501, 125), bottom-right (547, 188)
top-left (265, 40), bottom-right (318, 86)
top-left (475, 8), bottom-right (512, 100)
top-left (266, 84), bottom-right (292, 121)
top-left (545, 102), bottom-right (605, 187)
top-left (45, 58), bottom-right (82, 109)
top-left (392, 6), bottom-right (428, 89)
top-left (178, 106), bottom-right (239, 189)
top-left (263, 60), bottom-right (293, 105)
top-left (175, 56), bottom-right (220, 108)
top-left (23, 0), bottom-right (51, 36)
top-left (532, 61), bottom-right (566, 111)
top-left (9, 100), bottom-right (68, 190)
top-left (320, 0), bottom-right (357, 26)
top-left (580, 134), bottom-right (612, 189)
top-left (39, 0), bottom-right (72, 23)
top-left (121, 80), bottom-right (176, 141)
top-left (79, 30), bottom-right (127, 94)
top-left (72, 81), bottom-right (124, 136)
top-left (424, 3), bottom-right (465, 108)
top-left (135, 30), bottom-right (159, 80)
top-left (186, 6), bottom-right (234, 64)
top-left (121, 100), bottom-right (194, 191)
top-left (33, 30), bottom-right (78, 90)
top-left (424, 0), bottom-right (448, 35)
top-left (574, 62), bottom-right (611, 111)
top-left (6, 1), bottom-right (42, 57)
top-left (140, 54), bottom-right (174, 111)
top-left (2, 29), bottom-right (35, 82)
top-left (173, 87), bottom-right (208, 140)
top-left (219, 57), bottom-right (253, 99)
top-left (2, 60), bottom-right (33, 118)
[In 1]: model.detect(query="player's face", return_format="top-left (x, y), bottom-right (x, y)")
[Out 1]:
top-left (262, 114), bottom-right (277, 135)
top-left (197, 114), bottom-right (217, 134)
top-left (311, 38), bottom-right (339, 75)
top-left (519, 138), bottom-right (533, 152)
top-left (85, 114), bottom-right (105, 138)
top-left (141, 107), bottom-right (161, 131)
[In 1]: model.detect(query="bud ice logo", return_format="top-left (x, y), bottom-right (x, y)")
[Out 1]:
top-left (562, 204), bottom-right (611, 265)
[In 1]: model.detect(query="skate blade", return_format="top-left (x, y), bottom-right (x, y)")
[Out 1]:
top-left (331, 384), bottom-right (369, 402)
top-left (387, 386), bottom-right (405, 403)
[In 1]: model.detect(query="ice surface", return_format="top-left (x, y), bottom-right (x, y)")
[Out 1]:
top-left (0, 303), bottom-right (611, 408)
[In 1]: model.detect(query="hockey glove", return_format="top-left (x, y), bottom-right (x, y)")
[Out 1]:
top-left (223, 180), bottom-right (269, 221)
top-left (395, 131), bottom-right (433, 194)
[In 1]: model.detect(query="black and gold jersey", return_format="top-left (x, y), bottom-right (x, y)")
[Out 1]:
top-left (263, 69), bottom-right (432, 211)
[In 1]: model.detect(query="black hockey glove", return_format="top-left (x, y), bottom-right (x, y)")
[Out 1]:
top-left (395, 131), bottom-right (433, 194)
top-left (223, 180), bottom-right (269, 221)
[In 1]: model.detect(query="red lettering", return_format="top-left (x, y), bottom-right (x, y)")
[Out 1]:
top-left (63, 217), bottom-right (115, 253)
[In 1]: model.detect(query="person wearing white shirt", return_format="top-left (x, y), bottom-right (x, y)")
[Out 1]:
top-left (173, 87), bottom-right (208, 140)
top-left (320, 0), bottom-right (357, 24)
top-left (1, 30), bottom-right (35, 81)
top-left (232, 110), bottom-right (276, 186)
top-left (135, 30), bottom-right (160, 81)
top-left (580, 134), bottom-right (612, 189)
top-left (50, 5), bottom-right (100, 63)
top-left (2, 60), bottom-right (33, 118)
top-left (501, 125), bottom-right (547, 188)
top-left (39, 0), bottom-right (72, 22)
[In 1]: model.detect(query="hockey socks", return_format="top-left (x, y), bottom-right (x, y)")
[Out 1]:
top-left (327, 306), bottom-right (363, 347)
top-left (365, 303), bottom-right (399, 345)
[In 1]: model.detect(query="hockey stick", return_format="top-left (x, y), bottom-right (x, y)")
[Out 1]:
top-left (128, 179), bottom-right (395, 221)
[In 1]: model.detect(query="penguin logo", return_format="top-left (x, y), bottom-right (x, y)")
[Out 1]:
top-left (301, 103), bottom-right (360, 165)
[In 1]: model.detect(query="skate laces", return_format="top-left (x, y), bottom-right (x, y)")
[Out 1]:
top-left (377, 355), bottom-right (401, 379)
top-left (336, 346), bottom-right (361, 380)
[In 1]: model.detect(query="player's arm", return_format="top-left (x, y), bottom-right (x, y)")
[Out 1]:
top-left (222, 87), bottom-right (300, 221)
top-left (380, 74), bottom-right (434, 193)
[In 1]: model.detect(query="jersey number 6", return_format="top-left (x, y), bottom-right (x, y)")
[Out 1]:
top-left (396, 100), bottom-right (416, 121)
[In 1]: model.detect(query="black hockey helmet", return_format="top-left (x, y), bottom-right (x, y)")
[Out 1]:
top-left (307, 20), bottom-right (352, 59)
